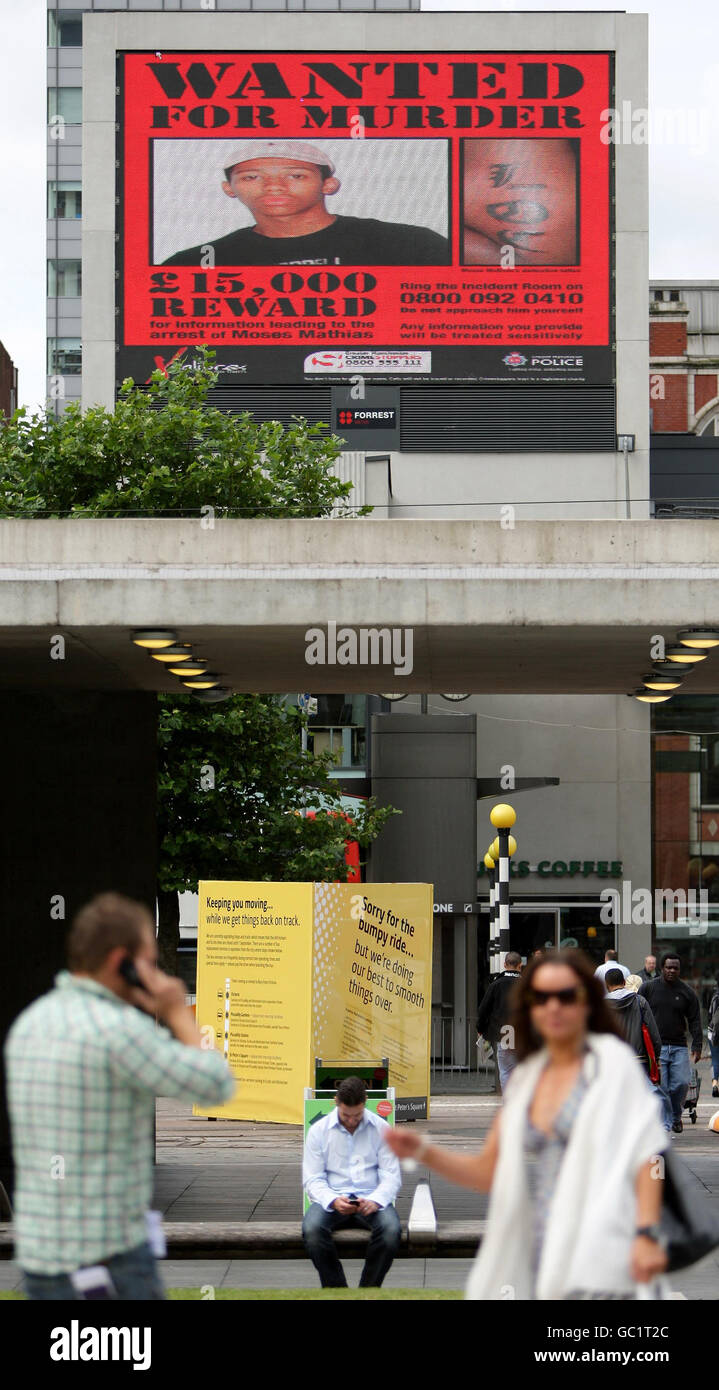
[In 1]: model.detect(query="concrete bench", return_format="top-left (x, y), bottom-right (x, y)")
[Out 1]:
top-left (0, 1220), bottom-right (484, 1260)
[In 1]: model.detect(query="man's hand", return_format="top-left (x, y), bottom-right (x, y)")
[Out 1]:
top-left (357, 1199), bottom-right (379, 1217)
top-left (129, 958), bottom-right (204, 1048)
top-left (130, 958), bottom-right (186, 1021)
top-left (692, 1050), bottom-right (702, 1064)
top-left (331, 1196), bottom-right (357, 1216)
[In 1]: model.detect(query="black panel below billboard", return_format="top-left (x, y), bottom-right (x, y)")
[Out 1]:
top-left (117, 344), bottom-right (613, 389)
top-left (332, 385), bottom-right (401, 450)
top-left (121, 366), bottom-right (616, 452)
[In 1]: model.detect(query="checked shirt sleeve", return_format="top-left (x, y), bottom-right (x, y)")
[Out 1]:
top-left (107, 1012), bottom-right (235, 1104)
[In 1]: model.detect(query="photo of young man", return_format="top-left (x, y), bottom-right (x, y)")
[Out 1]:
top-left (162, 139), bottom-right (450, 267)
top-left (461, 138), bottom-right (578, 266)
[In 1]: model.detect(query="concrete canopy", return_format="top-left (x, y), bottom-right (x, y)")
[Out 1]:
top-left (1, 518), bottom-right (719, 695)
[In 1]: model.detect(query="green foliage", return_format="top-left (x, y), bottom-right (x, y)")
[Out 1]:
top-left (0, 348), bottom-right (365, 519)
top-left (158, 693), bottom-right (398, 892)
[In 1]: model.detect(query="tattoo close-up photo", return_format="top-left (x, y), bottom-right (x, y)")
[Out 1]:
top-left (461, 138), bottom-right (579, 266)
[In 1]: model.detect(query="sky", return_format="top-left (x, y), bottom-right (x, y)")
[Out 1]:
top-left (0, 0), bottom-right (717, 411)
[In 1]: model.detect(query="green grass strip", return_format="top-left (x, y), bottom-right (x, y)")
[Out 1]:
top-left (0, 1288), bottom-right (460, 1301)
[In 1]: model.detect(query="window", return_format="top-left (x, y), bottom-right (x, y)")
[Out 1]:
top-left (48, 10), bottom-right (83, 47)
top-left (47, 88), bottom-right (82, 125)
top-left (701, 736), bottom-right (719, 806)
top-left (47, 339), bottom-right (82, 375)
top-left (47, 260), bottom-right (81, 298)
top-left (48, 181), bottom-right (82, 220)
top-left (306, 694), bottom-right (368, 771)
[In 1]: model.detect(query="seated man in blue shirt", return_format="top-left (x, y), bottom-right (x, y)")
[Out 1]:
top-left (302, 1076), bottom-right (402, 1288)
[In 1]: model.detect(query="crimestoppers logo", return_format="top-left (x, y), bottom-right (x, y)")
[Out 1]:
top-left (305, 350), bottom-right (431, 374)
top-left (503, 353), bottom-right (527, 367)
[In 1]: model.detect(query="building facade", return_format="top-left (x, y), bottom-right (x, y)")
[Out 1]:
top-left (648, 280), bottom-right (719, 1004)
top-left (48, 2), bottom-right (656, 1064)
top-left (0, 342), bottom-right (18, 419)
top-left (650, 281), bottom-right (719, 435)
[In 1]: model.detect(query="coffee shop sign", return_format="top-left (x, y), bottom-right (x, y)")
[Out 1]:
top-left (477, 859), bottom-right (623, 879)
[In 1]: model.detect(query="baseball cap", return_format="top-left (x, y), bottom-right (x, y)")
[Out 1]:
top-left (222, 141), bottom-right (335, 175)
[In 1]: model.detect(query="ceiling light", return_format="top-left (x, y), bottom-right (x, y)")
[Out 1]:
top-left (151, 645), bottom-right (194, 663)
top-left (633, 689), bottom-right (672, 703)
top-left (665, 646), bottom-right (708, 664)
top-left (131, 629), bottom-right (177, 649)
top-left (641, 671), bottom-right (684, 690)
top-left (676, 628), bottom-right (719, 649)
top-left (167, 660), bottom-right (208, 675)
top-left (181, 673), bottom-right (221, 689)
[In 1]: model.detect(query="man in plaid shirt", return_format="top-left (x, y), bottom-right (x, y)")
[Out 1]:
top-left (5, 893), bottom-right (235, 1300)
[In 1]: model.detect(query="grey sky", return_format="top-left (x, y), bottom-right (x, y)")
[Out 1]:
top-left (0, 0), bottom-right (716, 410)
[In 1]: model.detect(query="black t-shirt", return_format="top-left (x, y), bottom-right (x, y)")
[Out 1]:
top-left (163, 215), bottom-right (450, 267)
top-left (638, 976), bottom-right (702, 1050)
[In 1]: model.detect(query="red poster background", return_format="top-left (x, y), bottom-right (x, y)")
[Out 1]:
top-left (119, 51), bottom-right (612, 380)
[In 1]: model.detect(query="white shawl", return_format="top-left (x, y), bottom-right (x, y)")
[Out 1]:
top-left (465, 1033), bottom-right (668, 1301)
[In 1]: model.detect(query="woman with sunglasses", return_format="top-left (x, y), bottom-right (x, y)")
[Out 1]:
top-left (385, 949), bottom-right (669, 1299)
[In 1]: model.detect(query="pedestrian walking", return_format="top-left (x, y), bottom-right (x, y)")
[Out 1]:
top-left (385, 950), bottom-right (668, 1300)
top-left (604, 968), bottom-right (662, 1082)
top-left (4, 893), bottom-right (235, 1300)
top-left (476, 951), bottom-right (523, 1092)
top-left (707, 980), bottom-right (719, 1100)
top-left (594, 948), bottom-right (630, 987)
top-left (639, 953), bottom-right (702, 1134)
top-left (639, 954), bottom-right (658, 983)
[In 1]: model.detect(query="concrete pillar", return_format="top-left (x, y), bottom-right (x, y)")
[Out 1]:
top-left (0, 692), bottom-right (157, 1191)
top-left (369, 714), bottom-right (478, 1050)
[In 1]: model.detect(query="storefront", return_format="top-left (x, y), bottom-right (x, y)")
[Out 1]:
top-left (654, 695), bottom-right (719, 1016)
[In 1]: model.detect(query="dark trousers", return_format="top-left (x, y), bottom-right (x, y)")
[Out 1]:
top-left (302, 1203), bottom-right (401, 1288)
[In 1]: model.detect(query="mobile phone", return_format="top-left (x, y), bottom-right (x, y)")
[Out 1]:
top-left (347, 1194), bottom-right (360, 1207)
top-left (70, 1265), bottom-right (118, 1300)
top-left (118, 955), bottom-right (146, 991)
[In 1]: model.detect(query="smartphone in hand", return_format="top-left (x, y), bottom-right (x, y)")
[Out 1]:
top-left (118, 955), bottom-right (147, 991)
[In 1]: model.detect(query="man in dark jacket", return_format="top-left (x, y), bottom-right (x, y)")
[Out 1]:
top-left (639, 954), bottom-right (658, 983)
top-left (639, 953), bottom-right (702, 1134)
top-left (605, 969), bottom-right (662, 1080)
top-left (477, 952), bottom-right (522, 1093)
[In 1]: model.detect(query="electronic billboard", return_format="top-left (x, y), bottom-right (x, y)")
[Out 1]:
top-left (117, 51), bottom-right (612, 385)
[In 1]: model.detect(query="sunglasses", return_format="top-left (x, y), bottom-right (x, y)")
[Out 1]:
top-left (528, 985), bottom-right (586, 1007)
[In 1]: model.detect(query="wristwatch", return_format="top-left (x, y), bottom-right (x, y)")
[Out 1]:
top-left (635, 1224), bottom-right (664, 1245)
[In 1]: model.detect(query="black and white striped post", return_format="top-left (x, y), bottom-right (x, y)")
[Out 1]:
top-left (489, 804), bottom-right (517, 973)
top-left (483, 850), bottom-right (497, 974)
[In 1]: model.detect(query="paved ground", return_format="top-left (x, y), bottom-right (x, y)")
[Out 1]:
top-left (2, 1068), bottom-right (718, 1296)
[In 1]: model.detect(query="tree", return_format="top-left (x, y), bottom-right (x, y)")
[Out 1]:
top-left (0, 350), bottom-right (395, 971)
top-left (157, 693), bottom-right (397, 972)
top-left (0, 348), bottom-right (366, 519)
